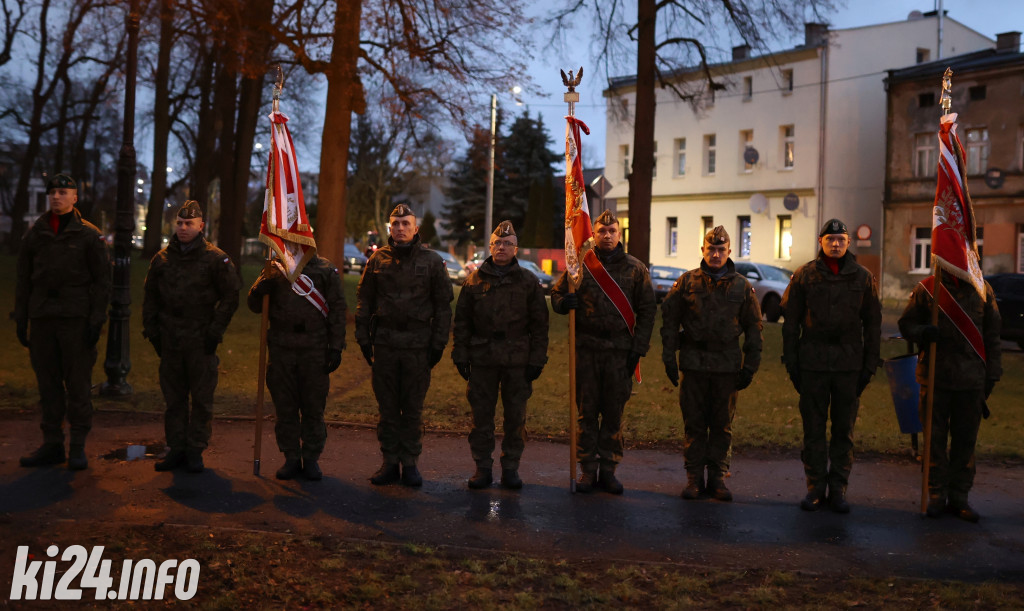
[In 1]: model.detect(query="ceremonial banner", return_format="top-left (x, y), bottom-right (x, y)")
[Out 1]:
top-left (564, 116), bottom-right (593, 286)
top-left (259, 110), bottom-right (316, 283)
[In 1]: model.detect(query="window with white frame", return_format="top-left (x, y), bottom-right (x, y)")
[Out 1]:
top-left (652, 141), bottom-right (658, 178)
top-left (782, 125), bottom-right (795, 168)
top-left (777, 215), bottom-right (793, 260)
top-left (743, 76), bottom-right (753, 100)
top-left (966, 128), bottom-right (989, 175)
top-left (666, 217), bottom-right (678, 256)
top-left (781, 69), bottom-right (794, 93)
top-left (740, 130), bottom-right (754, 172)
top-left (738, 216), bottom-right (752, 258)
top-left (620, 144), bottom-right (630, 179)
top-left (914, 133), bottom-right (937, 177)
top-left (675, 138), bottom-right (686, 176)
top-left (704, 134), bottom-right (716, 176)
top-left (911, 226), bottom-right (932, 273)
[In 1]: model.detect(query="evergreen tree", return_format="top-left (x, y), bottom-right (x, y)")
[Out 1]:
top-left (521, 177), bottom-right (556, 248)
top-left (502, 111), bottom-right (560, 232)
top-left (419, 210), bottom-right (439, 247)
top-left (442, 125), bottom-right (492, 246)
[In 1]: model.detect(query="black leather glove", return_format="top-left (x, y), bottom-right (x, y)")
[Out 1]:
top-left (203, 334), bottom-right (220, 355)
top-left (736, 367), bottom-right (754, 391)
top-left (360, 344), bottom-right (373, 367)
top-left (786, 365), bottom-right (801, 393)
top-left (429, 348), bottom-right (444, 369)
top-left (560, 293), bottom-right (579, 311)
top-left (663, 359), bottom-right (679, 387)
top-left (626, 350), bottom-right (642, 378)
top-left (325, 348), bottom-right (342, 374)
top-left (455, 361), bottom-right (471, 381)
top-left (856, 369), bottom-right (874, 397)
top-left (16, 321), bottom-right (29, 348)
top-left (984, 378), bottom-right (996, 399)
top-left (85, 324), bottom-right (102, 347)
top-left (919, 325), bottom-right (940, 345)
top-left (524, 364), bottom-right (544, 382)
top-left (149, 336), bottom-right (162, 358)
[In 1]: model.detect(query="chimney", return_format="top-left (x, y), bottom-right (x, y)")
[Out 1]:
top-left (996, 31), bottom-right (1021, 53)
top-left (732, 44), bottom-right (750, 61)
top-left (804, 23), bottom-right (829, 47)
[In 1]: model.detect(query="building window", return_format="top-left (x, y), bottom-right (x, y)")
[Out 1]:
top-left (969, 85), bottom-right (987, 101)
top-left (777, 215), bottom-right (793, 260)
top-left (620, 144), bottom-right (630, 179)
top-left (702, 216), bottom-right (714, 244)
top-left (966, 128), bottom-right (989, 175)
top-left (919, 92), bottom-right (935, 108)
top-left (914, 133), bottom-right (937, 177)
top-left (652, 141), bottom-right (658, 179)
top-left (738, 216), bottom-right (752, 258)
top-left (740, 130), bottom-right (754, 172)
top-left (781, 69), bottom-right (793, 93)
top-left (781, 125), bottom-right (795, 169)
top-left (666, 217), bottom-right (678, 256)
top-left (911, 226), bottom-right (932, 273)
top-left (704, 134), bottom-right (716, 176)
top-left (675, 138), bottom-right (686, 176)
top-left (742, 76), bottom-right (753, 100)
top-left (916, 48), bottom-right (931, 63)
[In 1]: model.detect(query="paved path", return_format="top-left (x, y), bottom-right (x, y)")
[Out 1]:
top-left (1, 410), bottom-right (1022, 582)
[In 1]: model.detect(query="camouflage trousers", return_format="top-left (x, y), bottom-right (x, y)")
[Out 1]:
top-left (29, 317), bottom-right (95, 446)
top-left (467, 365), bottom-right (531, 470)
top-left (372, 345), bottom-right (431, 467)
top-left (797, 370), bottom-right (859, 492)
top-left (159, 344), bottom-right (219, 452)
top-left (575, 347), bottom-right (633, 470)
top-left (919, 387), bottom-right (983, 502)
top-left (679, 370), bottom-right (738, 476)
top-left (267, 346), bottom-right (329, 461)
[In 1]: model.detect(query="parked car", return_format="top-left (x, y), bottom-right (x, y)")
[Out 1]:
top-left (518, 260), bottom-right (554, 293)
top-left (459, 250), bottom-right (487, 282)
top-left (650, 265), bottom-right (687, 302)
top-left (733, 261), bottom-right (793, 322)
top-left (432, 250), bottom-right (465, 284)
top-left (343, 243), bottom-right (368, 274)
top-left (985, 273), bottom-right (1024, 349)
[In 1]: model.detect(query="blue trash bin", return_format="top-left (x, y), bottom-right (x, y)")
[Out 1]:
top-left (884, 353), bottom-right (923, 434)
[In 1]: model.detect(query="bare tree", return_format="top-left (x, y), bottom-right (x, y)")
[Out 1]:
top-left (0, 0), bottom-right (27, 68)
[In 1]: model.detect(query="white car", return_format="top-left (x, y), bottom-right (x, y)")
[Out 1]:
top-left (733, 261), bottom-right (793, 323)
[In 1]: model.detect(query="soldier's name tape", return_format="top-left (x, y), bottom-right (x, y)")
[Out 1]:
top-left (10, 545), bottom-right (199, 601)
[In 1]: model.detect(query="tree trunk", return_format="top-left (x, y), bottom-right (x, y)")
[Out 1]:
top-left (627, 0), bottom-right (656, 265)
top-left (191, 50), bottom-right (216, 208)
top-left (315, 0), bottom-right (365, 265)
top-left (213, 59), bottom-right (237, 246)
top-left (144, 0), bottom-right (174, 258)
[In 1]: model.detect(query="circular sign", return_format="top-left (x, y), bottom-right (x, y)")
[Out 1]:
top-left (782, 192), bottom-right (800, 211)
top-left (749, 193), bottom-right (768, 214)
top-left (743, 147), bottom-right (759, 165)
top-left (856, 224), bottom-right (872, 240)
top-left (985, 168), bottom-right (1004, 189)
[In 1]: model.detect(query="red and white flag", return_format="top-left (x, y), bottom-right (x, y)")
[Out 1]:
top-left (260, 109), bottom-right (316, 283)
top-left (564, 116), bottom-right (593, 287)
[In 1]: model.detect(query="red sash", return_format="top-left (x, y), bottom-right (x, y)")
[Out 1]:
top-left (583, 250), bottom-right (641, 382)
top-left (920, 276), bottom-right (985, 362)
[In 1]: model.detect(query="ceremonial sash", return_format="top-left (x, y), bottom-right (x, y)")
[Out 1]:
top-left (274, 261), bottom-right (329, 318)
top-left (920, 276), bottom-right (985, 362)
top-left (583, 250), bottom-right (641, 382)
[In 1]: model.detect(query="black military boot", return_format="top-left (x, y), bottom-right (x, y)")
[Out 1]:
top-left (706, 472), bottom-right (732, 502)
top-left (401, 464), bottom-right (423, 487)
top-left (681, 471), bottom-right (704, 500)
top-left (67, 444), bottom-right (88, 471)
top-left (598, 467), bottom-right (624, 495)
top-left (828, 486), bottom-right (851, 514)
top-left (948, 494), bottom-right (980, 523)
top-left (500, 468), bottom-right (523, 490)
top-left (800, 486), bottom-right (826, 512)
top-left (576, 466), bottom-right (598, 493)
top-left (302, 459), bottom-right (322, 481)
top-left (276, 457), bottom-right (303, 480)
top-left (370, 462), bottom-right (400, 485)
top-left (155, 449), bottom-right (187, 472)
top-left (19, 443), bottom-right (65, 468)
top-left (185, 450), bottom-right (204, 474)
top-left (467, 466), bottom-right (493, 489)
top-left (925, 493), bottom-right (947, 518)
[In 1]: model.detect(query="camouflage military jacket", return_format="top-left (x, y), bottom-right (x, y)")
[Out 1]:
top-left (898, 276), bottom-right (1002, 390)
top-left (781, 252), bottom-right (881, 373)
top-left (247, 256), bottom-right (347, 351)
top-left (452, 257), bottom-right (549, 368)
top-left (550, 244), bottom-right (656, 353)
top-left (142, 235), bottom-right (240, 345)
top-left (660, 260), bottom-right (763, 373)
top-left (355, 235), bottom-right (453, 351)
top-left (15, 209), bottom-right (111, 328)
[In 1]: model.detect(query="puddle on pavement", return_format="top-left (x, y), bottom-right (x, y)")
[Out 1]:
top-left (102, 443), bottom-right (166, 461)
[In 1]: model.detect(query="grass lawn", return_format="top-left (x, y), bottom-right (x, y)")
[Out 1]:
top-left (2, 253), bottom-right (1021, 459)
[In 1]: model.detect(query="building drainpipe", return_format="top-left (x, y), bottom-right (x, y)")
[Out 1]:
top-left (817, 37), bottom-right (829, 235)
top-left (937, 0), bottom-right (944, 60)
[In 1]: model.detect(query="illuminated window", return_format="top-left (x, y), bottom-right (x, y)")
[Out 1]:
top-left (777, 215), bottom-right (792, 260)
top-left (675, 138), bottom-right (686, 176)
top-left (620, 144), bottom-right (630, 179)
top-left (782, 125), bottom-right (795, 169)
top-left (738, 216), bottom-right (752, 258)
top-left (704, 134), bottom-right (716, 176)
top-left (666, 217), bottom-right (678, 256)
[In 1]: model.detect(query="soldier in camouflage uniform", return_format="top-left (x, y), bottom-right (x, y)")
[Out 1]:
top-left (248, 255), bottom-right (346, 481)
top-left (453, 221), bottom-right (549, 490)
top-left (782, 219), bottom-right (881, 514)
top-left (356, 204), bottom-right (453, 487)
top-left (143, 201), bottom-right (239, 473)
top-left (661, 226), bottom-right (762, 502)
top-left (16, 173), bottom-right (111, 471)
top-left (551, 210), bottom-right (656, 494)
top-left (898, 274), bottom-right (1001, 522)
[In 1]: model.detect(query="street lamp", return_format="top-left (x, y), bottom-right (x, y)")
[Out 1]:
top-left (484, 86), bottom-right (522, 239)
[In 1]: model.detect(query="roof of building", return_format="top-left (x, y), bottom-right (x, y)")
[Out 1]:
top-left (888, 48), bottom-right (1024, 83)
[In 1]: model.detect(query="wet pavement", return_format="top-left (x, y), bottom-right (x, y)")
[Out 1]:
top-left (1, 409), bottom-right (1022, 582)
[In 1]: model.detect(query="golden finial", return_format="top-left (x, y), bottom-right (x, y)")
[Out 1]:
top-left (940, 67), bottom-right (952, 114)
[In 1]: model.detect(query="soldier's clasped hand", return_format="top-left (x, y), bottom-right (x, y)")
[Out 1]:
top-left (561, 293), bottom-right (578, 310)
top-left (919, 325), bottom-right (940, 345)
top-left (16, 321), bottom-right (29, 348)
top-left (663, 359), bottom-right (679, 387)
top-left (455, 362), bottom-right (471, 381)
top-left (736, 367), bottom-right (754, 391)
top-left (524, 364), bottom-right (543, 382)
top-left (360, 344), bottom-right (373, 367)
top-left (325, 349), bottom-right (342, 374)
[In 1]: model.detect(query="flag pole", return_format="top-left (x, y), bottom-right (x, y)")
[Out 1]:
top-left (921, 68), bottom-right (953, 514)
top-left (564, 72), bottom-right (580, 494)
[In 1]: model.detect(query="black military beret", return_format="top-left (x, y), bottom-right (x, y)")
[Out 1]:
top-left (177, 200), bottom-right (203, 219)
top-left (704, 225), bottom-right (730, 245)
top-left (594, 209), bottom-right (618, 226)
top-left (390, 203), bottom-right (415, 218)
top-left (819, 218), bottom-right (848, 237)
top-left (492, 220), bottom-right (516, 238)
top-left (46, 173), bottom-right (76, 191)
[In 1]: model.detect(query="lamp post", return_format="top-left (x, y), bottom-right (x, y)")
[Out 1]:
top-left (101, 0), bottom-right (140, 396)
top-left (484, 86), bottom-right (521, 238)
